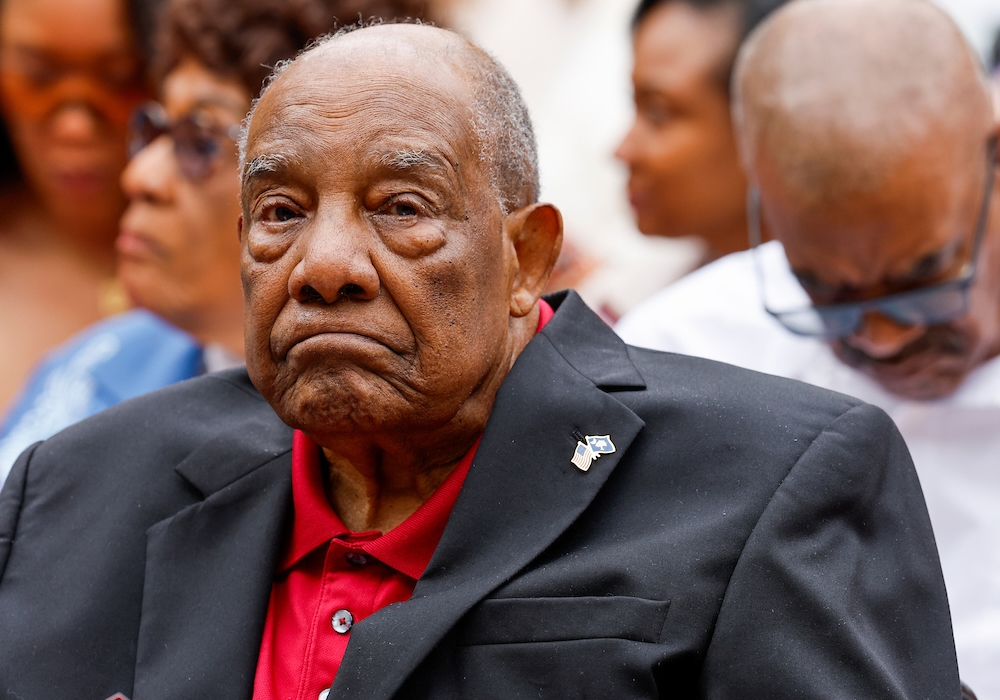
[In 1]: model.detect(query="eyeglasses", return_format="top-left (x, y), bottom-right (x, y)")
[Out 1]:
top-left (0, 47), bottom-right (146, 126)
top-left (129, 102), bottom-right (241, 181)
top-left (747, 138), bottom-right (997, 340)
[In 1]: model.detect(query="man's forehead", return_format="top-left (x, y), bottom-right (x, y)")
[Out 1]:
top-left (245, 32), bottom-right (477, 165)
top-left (244, 98), bottom-right (470, 180)
top-left (268, 24), bottom-right (473, 100)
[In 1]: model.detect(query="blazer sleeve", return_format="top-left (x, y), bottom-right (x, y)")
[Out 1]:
top-left (0, 443), bottom-right (36, 580)
top-left (700, 403), bottom-right (961, 699)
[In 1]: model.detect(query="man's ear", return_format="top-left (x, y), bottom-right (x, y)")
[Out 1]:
top-left (237, 214), bottom-right (245, 242)
top-left (504, 202), bottom-right (564, 318)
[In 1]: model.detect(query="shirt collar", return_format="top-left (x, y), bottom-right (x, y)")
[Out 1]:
top-left (283, 430), bottom-right (480, 580)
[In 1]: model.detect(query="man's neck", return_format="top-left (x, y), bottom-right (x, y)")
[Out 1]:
top-left (317, 307), bottom-right (541, 533)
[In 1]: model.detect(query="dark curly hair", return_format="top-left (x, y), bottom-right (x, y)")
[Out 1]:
top-left (155, 0), bottom-right (439, 100)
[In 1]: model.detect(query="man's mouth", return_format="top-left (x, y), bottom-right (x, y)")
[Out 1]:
top-left (275, 323), bottom-right (411, 363)
top-left (832, 328), bottom-right (972, 399)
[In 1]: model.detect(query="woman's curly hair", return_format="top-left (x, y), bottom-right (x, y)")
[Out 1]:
top-left (155, 0), bottom-right (440, 99)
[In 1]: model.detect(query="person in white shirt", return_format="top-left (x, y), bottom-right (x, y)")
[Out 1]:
top-left (617, 0), bottom-right (1000, 696)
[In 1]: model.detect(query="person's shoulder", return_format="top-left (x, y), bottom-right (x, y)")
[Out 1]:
top-left (25, 310), bottom-right (194, 375)
top-left (56, 308), bottom-right (185, 347)
top-left (622, 342), bottom-right (867, 432)
top-left (615, 247), bottom-right (765, 350)
top-left (621, 247), bottom-right (758, 318)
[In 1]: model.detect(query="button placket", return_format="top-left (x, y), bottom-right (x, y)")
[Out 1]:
top-left (344, 551), bottom-right (368, 566)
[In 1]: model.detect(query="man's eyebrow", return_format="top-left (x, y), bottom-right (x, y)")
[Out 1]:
top-left (899, 239), bottom-right (963, 283)
top-left (794, 238), bottom-right (965, 303)
top-left (241, 153), bottom-right (294, 184)
top-left (376, 149), bottom-right (451, 173)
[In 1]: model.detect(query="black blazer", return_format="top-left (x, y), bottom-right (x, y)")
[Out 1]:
top-left (0, 291), bottom-right (959, 699)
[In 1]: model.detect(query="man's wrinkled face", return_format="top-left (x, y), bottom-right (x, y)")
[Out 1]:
top-left (240, 43), bottom-right (517, 441)
top-left (760, 146), bottom-right (1000, 400)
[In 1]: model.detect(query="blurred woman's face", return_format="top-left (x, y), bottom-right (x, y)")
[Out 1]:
top-left (0, 0), bottom-right (146, 226)
top-left (118, 58), bottom-right (248, 338)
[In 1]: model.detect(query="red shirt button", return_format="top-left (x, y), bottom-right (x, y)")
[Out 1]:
top-left (344, 551), bottom-right (368, 566)
top-left (332, 609), bottom-right (354, 634)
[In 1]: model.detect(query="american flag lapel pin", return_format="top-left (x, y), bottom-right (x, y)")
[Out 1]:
top-left (104, 694), bottom-right (130, 700)
top-left (571, 431), bottom-right (616, 472)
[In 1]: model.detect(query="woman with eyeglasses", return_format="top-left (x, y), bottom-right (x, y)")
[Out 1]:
top-left (0, 0), bottom-right (156, 412)
top-left (0, 0), bottom-right (439, 483)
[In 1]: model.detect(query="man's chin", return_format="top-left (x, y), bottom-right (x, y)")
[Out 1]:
top-left (859, 366), bottom-right (965, 401)
top-left (833, 346), bottom-right (967, 400)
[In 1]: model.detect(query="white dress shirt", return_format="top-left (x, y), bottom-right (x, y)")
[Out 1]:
top-left (617, 241), bottom-right (1000, 699)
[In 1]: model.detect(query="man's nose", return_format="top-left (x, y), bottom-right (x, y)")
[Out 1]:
top-left (288, 216), bottom-right (380, 304)
top-left (842, 311), bottom-right (925, 359)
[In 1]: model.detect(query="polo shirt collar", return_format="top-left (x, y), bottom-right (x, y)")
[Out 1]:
top-left (281, 430), bottom-right (480, 581)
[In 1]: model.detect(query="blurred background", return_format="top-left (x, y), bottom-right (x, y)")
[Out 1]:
top-left (448, 0), bottom-right (1000, 320)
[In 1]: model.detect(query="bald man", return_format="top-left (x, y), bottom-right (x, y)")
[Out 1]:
top-left (0, 22), bottom-right (958, 699)
top-left (617, 0), bottom-right (1000, 694)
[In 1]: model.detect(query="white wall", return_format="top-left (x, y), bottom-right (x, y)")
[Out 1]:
top-left (936, 0), bottom-right (1000, 62)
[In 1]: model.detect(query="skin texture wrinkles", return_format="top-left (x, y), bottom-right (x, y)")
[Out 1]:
top-left (734, 0), bottom-right (1000, 400)
top-left (240, 25), bottom-right (562, 531)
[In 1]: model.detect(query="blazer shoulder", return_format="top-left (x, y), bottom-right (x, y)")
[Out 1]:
top-left (616, 345), bottom-right (881, 473)
top-left (624, 343), bottom-right (863, 417)
top-left (27, 368), bottom-right (287, 477)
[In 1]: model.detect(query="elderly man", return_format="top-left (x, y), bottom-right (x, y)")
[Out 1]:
top-left (616, 0), bottom-right (786, 260)
top-left (0, 22), bottom-right (958, 700)
top-left (617, 0), bottom-right (1000, 695)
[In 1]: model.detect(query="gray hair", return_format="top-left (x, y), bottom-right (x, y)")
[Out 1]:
top-left (238, 22), bottom-right (539, 215)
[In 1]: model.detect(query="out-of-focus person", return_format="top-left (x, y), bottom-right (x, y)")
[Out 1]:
top-left (0, 0), bottom-right (438, 484)
top-left (447, 0), bottom-right (703, 321)
top-left (616, 0), bottom-right (784, 261)
top-left (0, 0), bottom-right (155, 411)
top-left (617, 0), bottom-right (1000, 694)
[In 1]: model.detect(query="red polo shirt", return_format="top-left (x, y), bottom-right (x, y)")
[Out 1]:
top-left (253, 300), bottom-right (554, 700)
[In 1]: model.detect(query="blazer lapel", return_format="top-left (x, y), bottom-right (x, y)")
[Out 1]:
top-left (132, 413), bottom-right (294, 700)
top-left (332, 292), bottom-right (647, 700)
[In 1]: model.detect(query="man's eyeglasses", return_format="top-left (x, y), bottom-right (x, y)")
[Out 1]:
top-left (129, 102), bottom-right (241, 181)
top-left (747, 139), bottom-right (997, 340)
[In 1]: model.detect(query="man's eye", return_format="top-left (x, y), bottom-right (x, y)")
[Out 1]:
top-left (265, 205), bottom-right (299, 222)
top-left (388, 201), bottom-right (419, 218)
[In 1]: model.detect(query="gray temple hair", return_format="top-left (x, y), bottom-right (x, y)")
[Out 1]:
top-left (238, 21), bottom-right (540, 215)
